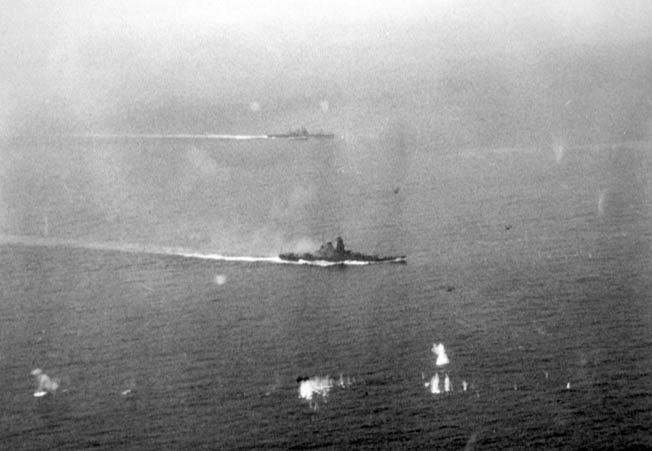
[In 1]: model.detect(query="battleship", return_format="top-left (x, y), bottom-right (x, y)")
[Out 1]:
top-left (267, 127), bottom-right (335, 140)
top-left (279, 237), bottom-right (406, 264)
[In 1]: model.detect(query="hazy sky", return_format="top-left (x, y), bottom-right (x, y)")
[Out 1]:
top-left (2, 0), bottom-right (652, 249)
top-left (3, 0), bottom-right (652, 135)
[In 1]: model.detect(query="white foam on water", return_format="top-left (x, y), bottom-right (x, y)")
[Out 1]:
top-left (298, 376), bottom-right (334, 410)
top-left (462, 380), bottom-right (468, 392)
top-left (298, 376), bottom-right (332, 400)
top-left (0, 235), bottom-right (385, 268)
top-left (180, 251), bottom-right (282, 263)
top-left (444, 374), bottom-right (451, 392)
top-left (31, 368), bottom-right (58, 397)
top-left (432, 343), bottom-right (450, 367)
top-left (295, 258), bottom-right (371, 267)
top-left (214, 274), bottom-right (227, 285)
top-left (298, 374), bottom-right (355, 409)
top-left (337, 373), bottom-right (353, 388)
top-left (68, 133), bottom-right (270, 140)
top-left (184, 253), bottom-right (372, 267)
top-left (425, 373), bottom-right (441, 394)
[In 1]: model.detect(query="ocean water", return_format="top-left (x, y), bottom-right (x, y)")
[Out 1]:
top-left (2, 133), bottom-right (652, 449)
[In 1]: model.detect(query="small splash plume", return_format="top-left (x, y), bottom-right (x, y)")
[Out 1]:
top-left (462, 380), bottom-right (468, 392)
top-left (425, 373), bottom-right (441, 394)
top-left (444, 374), bottom-right (451, 392)
top-left (337, 373), bottom-right (354, 388)
top-left (120, 378), bottom-right (137, 396)
top-left (214, 274), bottom-right (227, 286)
top-left (566, 382), bottom-right (571, 390)
top-left (297, 374), bottom-right (354, 410)
top-left (31, 368), bottom-right (59, 397)
top-left (297, 375), bottom-right (333, 410)
top-left (432, 343), bottom-right (450, 367)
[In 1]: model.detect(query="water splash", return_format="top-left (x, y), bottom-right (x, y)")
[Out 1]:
top-left (432, 343), bottom-right (450, 367)
top-left (31, 368), bottom-right (59, 397)
top-left (444, 374), bottom-right (451, 392)
top-left (337, 373), bottom-right (354, 388)
top-left (297, 374), bottom-right (354, 410)
top-left (425, 373), bottom-right (441, 394)
top-left (214, 274), bottom-right (227, 285)
top-left (297, 376), bottom-right (333, 410)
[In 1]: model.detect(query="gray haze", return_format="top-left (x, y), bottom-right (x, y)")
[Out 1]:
top-left (3, 0), bottom-right (652, 136)
top-left (2, 1), bottom-right (652, 252)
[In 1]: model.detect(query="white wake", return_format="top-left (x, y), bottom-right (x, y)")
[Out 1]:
top-left (68, 133), bottom-right (270, 140)
top-left (0, 234), bottom-right (375, 267)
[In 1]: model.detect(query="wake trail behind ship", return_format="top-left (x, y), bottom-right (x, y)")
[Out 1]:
top-left (68, 133), bottom-right (270, 140)
top-left (0, 235), bottom-right (369, 267)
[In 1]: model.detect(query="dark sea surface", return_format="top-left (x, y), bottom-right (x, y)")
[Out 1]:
top-left (2, 133), bottom-right (652, 450)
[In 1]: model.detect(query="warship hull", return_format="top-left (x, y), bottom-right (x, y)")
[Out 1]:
top-left (278, 252), bottom-right (406, 264)
top-left (279, 237), bottom-right (406, 265)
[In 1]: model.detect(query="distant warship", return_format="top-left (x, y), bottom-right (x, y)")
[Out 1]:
top-left (279, 237), bottom-right (406, 264)
top-left (267, 127), bottom-right (335, 140)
